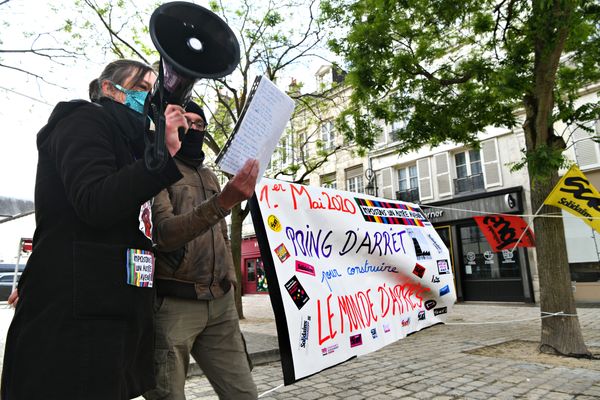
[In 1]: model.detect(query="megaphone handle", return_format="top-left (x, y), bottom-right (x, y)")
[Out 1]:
top-left (178, 126), bottom-right (186, 142)
top-left (144, 112), bottom-right (168, 172)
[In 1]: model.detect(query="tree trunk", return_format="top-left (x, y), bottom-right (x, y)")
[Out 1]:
top-left (522, 0), bottom-right (590, 357)
top-left (230, 203), bottom-right (245, 319)
top-left (528, 173), bottom-right (591, 357)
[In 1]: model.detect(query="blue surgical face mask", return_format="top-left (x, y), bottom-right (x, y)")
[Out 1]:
top-left (113, 83), bottom-right (148, 114)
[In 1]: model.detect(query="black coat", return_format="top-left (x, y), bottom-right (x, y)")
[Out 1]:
top-left (1, 99), bottom-right (182, 399)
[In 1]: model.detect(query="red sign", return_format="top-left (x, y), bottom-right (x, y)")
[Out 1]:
top-left (21, 238), bottom-right (33, 253)
top-left (473, 215), bottom-right (535, 251)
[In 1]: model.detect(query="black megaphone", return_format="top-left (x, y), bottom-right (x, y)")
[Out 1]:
top-left (145, 1), bottom-right (240, 171)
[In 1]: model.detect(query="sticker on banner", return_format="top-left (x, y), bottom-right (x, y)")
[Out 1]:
top-left (285, 275), bottom-right (310, 309)
top-left (321, 344), bottom-right (339, 356)
top-left (439, 285), bottom-right (450, 296)
top-left (268, 215), bottom-right (282, 232)
top-left (126, 249), bottom-right (154, 287)
top-left (296, 260), bottom-right (316, 276)
top-left (437, 259), bottom-right (450, 274)
top-left (298, 316), bottom-right (311, 350)
top-left (424, 300), bottom-right (437, 310)
top-left (427, 234), bottom-right (444, 254)
top-left (407, 228), bottom-right (432, 260)
top-left (274, 243), bottom-right (291, 263)
top-left (350, 334), bottom-right (363, 348)
top-left (434, 307), bottom-right (447, 316)
top-left (412, 263), bottom-right (426, 278)
top-left (354, 198), bottom-right (430, 226)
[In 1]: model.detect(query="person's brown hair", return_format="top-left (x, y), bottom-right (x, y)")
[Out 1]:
top-left (88, 59), bottom-right (154, 101)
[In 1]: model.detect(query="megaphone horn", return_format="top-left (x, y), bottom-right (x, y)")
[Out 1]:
top-left (150, 1), bottom-right (241, 105)
top-left (145, 1), bottom-right (241, 171)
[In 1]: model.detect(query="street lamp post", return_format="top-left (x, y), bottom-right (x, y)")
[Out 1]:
top-left (364, 168), bottom-right (377, 197)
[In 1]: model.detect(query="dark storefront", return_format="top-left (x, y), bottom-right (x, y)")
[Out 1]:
top-left (423, 187), bottom-right (535, 303)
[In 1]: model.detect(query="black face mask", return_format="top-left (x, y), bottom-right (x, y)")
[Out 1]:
top-left (177, 129), bottom-right (205, 161)
top-left (97, 97), bottom-right (146, 159)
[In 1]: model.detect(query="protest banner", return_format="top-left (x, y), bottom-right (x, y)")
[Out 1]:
top-left (544, 164), bottom-right (600, 234)
top-left (473, 215), bottom-right (535, 251)
top-left (250, 178), bottom-right (456, 385)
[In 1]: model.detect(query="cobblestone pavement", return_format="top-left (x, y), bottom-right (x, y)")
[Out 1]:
top-left (1, 296), bottom-right (598, 399)
top-left (179, 298), bottom-right (600, 400)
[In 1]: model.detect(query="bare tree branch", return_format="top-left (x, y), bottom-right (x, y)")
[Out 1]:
top-left (202, 132), bottom-right (221, 156)
top-left (83, 0), bottom-right (149, 63)
top-left (0, 86), bottom-right (54, 106)
top-left (0, 48), bottom-right (76, 56)
top-left (0, 26), bottom-right (85, 83)
top-left (0, 63), bottom-right (68, 89)
top-left (269, 0), bottom-right (322, 75)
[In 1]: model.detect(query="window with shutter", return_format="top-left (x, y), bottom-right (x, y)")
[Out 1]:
top-left (572, 121), bottom-right (600, 168)
top-left (416, 158), bottom-right (433, 200)
top-left (377, 167), bottom-right (394, 199)
top-left (481, 138), bottom-right (502, 188)
top-left (320, 121), bottom-right (335, 150)
top-left (320, 172), bottom-right (337, 189)
top-left (345, 166), bottom-right (364, 193)
top-left (453, 149), bottom-right (485, 193)
top-left (396, 165), bottom-right (419, 202)
top-left (434, 152), bottom-right (452, 197)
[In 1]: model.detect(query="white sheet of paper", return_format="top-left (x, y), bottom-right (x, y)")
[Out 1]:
top-left (217, 76), bottom-right (295, 179)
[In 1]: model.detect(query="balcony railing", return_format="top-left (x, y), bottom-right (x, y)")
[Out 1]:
top-left (454, 173), bottom-right (484, 194)
top-left (396, 188), bottom-right (420, 203)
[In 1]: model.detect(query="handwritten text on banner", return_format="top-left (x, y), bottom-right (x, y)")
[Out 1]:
top-left (252, 179), bottom-right (456, 384)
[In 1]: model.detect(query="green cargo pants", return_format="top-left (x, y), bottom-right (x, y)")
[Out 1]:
top-left (143, 289), bottom-right (257, 400)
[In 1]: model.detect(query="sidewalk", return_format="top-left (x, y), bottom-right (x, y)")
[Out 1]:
top-left (0, 297), bottom-right (598, 399)
top-left (183, 298), bottom-right (600, 399)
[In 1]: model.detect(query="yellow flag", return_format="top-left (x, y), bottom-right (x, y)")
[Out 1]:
top-left (544, 165), bottom-right (600, 233)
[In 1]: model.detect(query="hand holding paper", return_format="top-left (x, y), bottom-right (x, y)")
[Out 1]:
top-left (217, 159), bottom-right (259, 211)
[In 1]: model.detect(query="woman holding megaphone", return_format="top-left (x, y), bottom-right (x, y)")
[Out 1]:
top-left (1, 59), bottom-right (196, 400)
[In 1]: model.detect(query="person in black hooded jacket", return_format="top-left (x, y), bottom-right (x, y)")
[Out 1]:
top-left (1, 59), bottom-right (192, 400)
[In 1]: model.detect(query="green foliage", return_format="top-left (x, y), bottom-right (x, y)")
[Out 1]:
top-left (208, 1), bottom-right (221, 13)
top-left (264, 11), bottom-right (283, 27)
top-left (62, 0), bottom-right (158, 62)
top-left (322, 0), bottom-right (600, 179)
top-left (63, 20), bottom-right (73, 33)
top-left (509, 145), bottom-right (571, 185)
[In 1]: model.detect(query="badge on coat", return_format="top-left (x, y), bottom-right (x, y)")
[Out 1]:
top-left (126, 249), bottom-right (154, 287)
top-left (139, 199), bottom-right (153, 241)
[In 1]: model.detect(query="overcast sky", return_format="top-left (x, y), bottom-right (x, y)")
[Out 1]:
top-left (1, 1), bottom-right (106, 200)
top-left (0, 0), bottom-right (330, 201)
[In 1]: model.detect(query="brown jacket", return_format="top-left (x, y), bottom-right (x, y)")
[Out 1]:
top-left (152, 156), bottom-right (236, 300)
